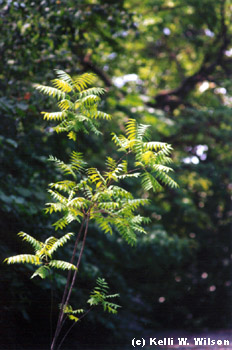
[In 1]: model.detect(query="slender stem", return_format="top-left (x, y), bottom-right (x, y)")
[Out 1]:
top-left (126, 167), bottom-right (141, 174)
top-left (115, 149), bottom-right (132, 167)
top-left (52, 215), bottom-right (90, 350)
top-left (51, 218), bottom-right (86, 350)
top-left (64, 214), bottom-right (90, 307)
top-left (56, 307), bottom-right (94, 350)
top-left (50, 271), bottom-right (54, 345)
top-left (60, 219), bottom-right (86, 311)
top-left (60, 315), bottom-right (68, 336)
top-left (107, 150), bottom-right (132, 187)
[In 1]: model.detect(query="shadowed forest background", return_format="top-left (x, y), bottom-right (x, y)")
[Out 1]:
top-left (1, 0), bottom-right (232, 349)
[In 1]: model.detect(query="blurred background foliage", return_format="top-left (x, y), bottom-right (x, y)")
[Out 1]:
top-left (1, 0), bottom-right (232, 348)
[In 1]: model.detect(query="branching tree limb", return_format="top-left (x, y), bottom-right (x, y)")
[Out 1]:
top-left (148, 0), bottom-right (230, 111)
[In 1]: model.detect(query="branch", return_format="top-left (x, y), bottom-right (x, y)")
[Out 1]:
top-left (80, 53), bottom-right (113, 88)
top-left (149, 1), bottom-right (230, 111)
top-left (51, 219), bottom-right (85, 350)
top-left (56, 307), bottom-right (94, 350)
top-left (65, 215), bottom-right (90, 305)
top-left (51, 216), bottom-right (90, 350)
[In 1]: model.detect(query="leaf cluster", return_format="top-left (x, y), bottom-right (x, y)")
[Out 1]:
top-left (35, 70), bottom-right (111, 141)
top-left (39, 85), bottom-right (178, 244)
top-left (4, 71), bottom-right (177, 340)
top-left (4, 231), bottom-right (76, 279)
top-left (61, 304), bottom-right (84, 323)
top-left (87, 278), bottom-right (120, 314)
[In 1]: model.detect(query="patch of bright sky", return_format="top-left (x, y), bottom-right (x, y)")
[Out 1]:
top-left (215, 87), bottom-right (227, 95)
top-left (200, 82), bottom-right (227, 95)
top-left (183, 145), bottom-right (208, 164)
top-left (199, 81), bottom-right (209, 93)
top-left (163, 27), bottom-right (171, 36)
top-left (196, 145), bottom-right (208, 160)
top-left (113, 74), bottom-right (140, 88)
top-left (183, 156), bottom-right (199, 164)
top-left (225, 48), bottom-right (232, 57)
top-left (107, 52), bottom-right (117, 60)
top-left (204, 29), bottom-right (214, 37)
top-left (113, 30), bottom-right (128, 38)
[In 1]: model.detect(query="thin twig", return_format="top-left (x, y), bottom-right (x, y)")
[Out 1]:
top-left (50, 272), bottom-right (54, 345)
top-left (54, 215), bottom-right (90, 350)
top-left (64, 214), bottom-right (90, 306)
top-left (51, 218), bottom-right (86, 350)
top-left (56, 307), bottom-right (94, 350)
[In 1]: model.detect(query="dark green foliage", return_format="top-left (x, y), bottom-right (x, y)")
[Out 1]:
top-left (1, 0), bottom-right (232, 348)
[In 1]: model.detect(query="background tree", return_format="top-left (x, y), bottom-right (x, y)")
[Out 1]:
top-left (1, 0), bottom-right (232, 348)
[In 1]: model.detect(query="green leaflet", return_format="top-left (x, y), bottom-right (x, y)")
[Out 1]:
top-left (31, 266), bottom-right (50, 279)
top-left (47, 233), bottom-right (74, 256)
top-left (87, 278), bottom-right (120, 314)
top-left (48, 260), bottom-right (77, 271)
top-left (5, 254), bottom-right (41, 265)
top-left (18, 231), bottom-right (42, 252)
top-left (37, 70), bottom-right (110, 140)
top-left (4, 231), bottom-right (75, 278)
top-left (34, 84), bottom-right (66, 100)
